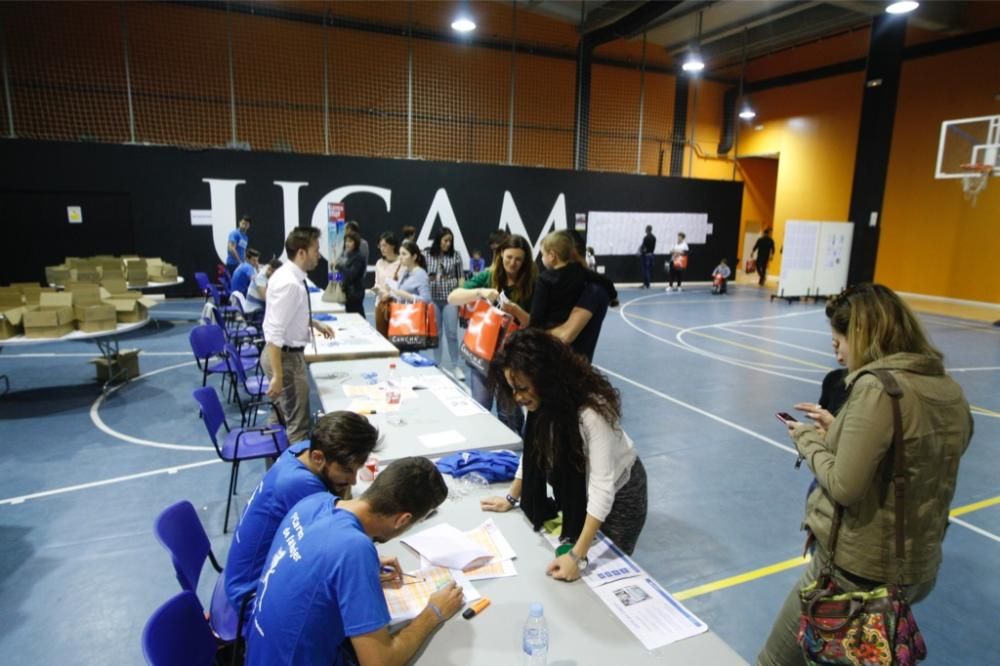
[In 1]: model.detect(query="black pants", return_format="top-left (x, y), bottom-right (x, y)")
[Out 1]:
top-left (668, 266), bottom-right (685, 288)
top-left (346, 296), bottom-right (365, 319)
top-left (756, 257), bottom-right (770, 285)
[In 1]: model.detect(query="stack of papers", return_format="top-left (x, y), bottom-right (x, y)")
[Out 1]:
top-left (383, 565), bottom-right (480, 625)
top-left (419, 519), bottom-right (518, 580)
top-left (401, 523), bottom-right (493, 570)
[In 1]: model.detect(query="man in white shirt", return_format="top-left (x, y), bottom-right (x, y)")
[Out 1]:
top-left (263, 227), bottom-right (334, 443)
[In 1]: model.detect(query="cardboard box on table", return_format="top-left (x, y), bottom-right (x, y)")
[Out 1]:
top-left (95, 257), bottom-right (125, 279)
top-left (69, 283), bottom-right (117, 333)
top-left (0, 287), bottom-right (24, 308)
top-left (14, 284), bottom-right (56, 306)
top-left (145, 258), bottom-right (178, 282)
top-left (0, 307), bottom-right (25, 340)
top-left (45, 264), bottom-right (72, 286)
top-left (22, 292), bottom-right (75, 338)
top-left (91, 348), bottom-right (141, 382)
top-left (124, 258), bottom-right (148, 286)
top-left (106, 293), bottom-right (157, 323)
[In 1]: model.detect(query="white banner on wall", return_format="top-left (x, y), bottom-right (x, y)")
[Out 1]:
top-left (586, 212), bottom-right (712, 256)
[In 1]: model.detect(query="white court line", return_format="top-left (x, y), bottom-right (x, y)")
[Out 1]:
top-left (618, 294), bottom-right (824, 386)
top-left (950, 516), bottom-right (1000, 544)
top-left (737, 325), bottom-right (831, 336)
top-left (717, 326), bottom-right (836, 357)
top-left (0, 458), bottom-right (220, 506)
top-left (90, 360), bottom-right (215, 451)
top-left (949, 366), bottom-right (1000, 373)
top-left (596, 365), bottom-right (798, 456)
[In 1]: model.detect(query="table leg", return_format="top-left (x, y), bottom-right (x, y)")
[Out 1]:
top-left (0, 345), bottom-right (7, 396)
top-left (94, 335), bottom-right (128, 394)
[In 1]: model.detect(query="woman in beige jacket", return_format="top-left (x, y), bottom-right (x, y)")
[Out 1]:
top-left (758, 284), bottom-right (973, 665)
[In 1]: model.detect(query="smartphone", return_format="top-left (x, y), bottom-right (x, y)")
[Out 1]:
top-left (776, 411), bottom-right (799, 425)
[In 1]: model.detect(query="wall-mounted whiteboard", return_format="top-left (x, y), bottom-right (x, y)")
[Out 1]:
top-left (777, 220), bottom-right (854, 298)
top-left (586, 212), bottom-right (712, 256)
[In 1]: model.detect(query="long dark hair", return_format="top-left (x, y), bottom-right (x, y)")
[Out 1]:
top-left (490, 234), bottom-right (537, 305)
top-left (400, 239), bottom-right (427, 270)
top-left (428, 226), bottom-right (456, 257)
top-left (489, 329), bottom-right (621, 471)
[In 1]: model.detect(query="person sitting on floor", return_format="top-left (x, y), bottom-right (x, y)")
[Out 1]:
top-left (711, 258), bottom-right (731, 295)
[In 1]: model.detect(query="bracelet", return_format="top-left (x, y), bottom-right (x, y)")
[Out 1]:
top-left (427, 602), bottom-right (444, 624)
top-left (505, 494), bottom-right (520, 508)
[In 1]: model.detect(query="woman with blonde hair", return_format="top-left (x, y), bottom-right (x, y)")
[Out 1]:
top-left (758, 283), bottom-right (973, 665)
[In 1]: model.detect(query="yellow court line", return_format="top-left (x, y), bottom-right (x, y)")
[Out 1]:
top-left (627, 313), bottom-right (831, 370)
top-left (674, 555), bottom-right (811, 601)
top-left (673, 493), bottom-right (1000, 601)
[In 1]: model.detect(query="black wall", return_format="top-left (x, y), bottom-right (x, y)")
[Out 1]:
top-left (0, 140), bottom-right (742, 293)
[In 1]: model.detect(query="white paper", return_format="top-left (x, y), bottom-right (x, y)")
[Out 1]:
top-left (418, 430), bottom-right (466, 449)
top-left (383, 566), bottom-right (480, 625)
top-left (430, 386), bottom-right (486, 417)
top-left (401, 523), bottom-right (493, 570)
top-left (189, 209), bottom-right (213, 226)
top-left (580, 532), bottom-right (643, 589)
top-left (592, 576), bottom-right (708, 651)
top-left (67, 206), bottom-right (83, 223)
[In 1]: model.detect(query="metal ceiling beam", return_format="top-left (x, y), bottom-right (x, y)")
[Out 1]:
top-left (661, 2), bottom-right (823, 54)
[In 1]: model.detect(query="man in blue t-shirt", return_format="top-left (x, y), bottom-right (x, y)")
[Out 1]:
top-left (224, 411), bottom-right (380, 612)
top-left (226, 214), bottom-right (252, 275)
top-left (231, 248), bottom-right (261, 297)
top-left (246, 457), bottom-right (464, 666)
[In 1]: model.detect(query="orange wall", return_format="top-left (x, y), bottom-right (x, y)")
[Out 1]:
top-left (875, 41), bottom-right (1000, 302)
top-left (736, 158), bottom-right (778, 260)
top-left (734, 72), bottom-right (864, 277)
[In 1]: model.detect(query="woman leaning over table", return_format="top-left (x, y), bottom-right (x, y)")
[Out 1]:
top-left (757, 283), bottom-right (973, 666)
top-left (481, 328), bottom-right (647, 580)
top-left (447, 234), bottom-right (536, 433)
top-left (374, 239), bottom-right (431, 304)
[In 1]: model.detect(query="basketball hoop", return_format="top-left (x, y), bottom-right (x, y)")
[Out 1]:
top-left (960, 163), bottom-right (994, 207)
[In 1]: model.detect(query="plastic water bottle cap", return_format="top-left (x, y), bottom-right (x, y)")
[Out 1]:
top-left (529, 602), bottom-right (543, 617)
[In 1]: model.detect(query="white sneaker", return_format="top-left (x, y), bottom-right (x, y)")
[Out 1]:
top-left (453, 365), bottom-right (466, 381)
top-left (676, 286), bottom-right (683, 292)
top-left (665, 287), bottom-right (673, 293)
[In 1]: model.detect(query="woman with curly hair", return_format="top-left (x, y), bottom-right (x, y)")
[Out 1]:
top-left (481, 329), bottom-right (647, 580)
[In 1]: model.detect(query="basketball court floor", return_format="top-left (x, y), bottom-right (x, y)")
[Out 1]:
top-left (0, 284), bottom-right (996, 664)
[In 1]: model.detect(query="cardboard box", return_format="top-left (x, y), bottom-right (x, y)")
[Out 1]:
top-left (45, 265), bottom-right (72, 286)
top-left (95, 258), bottom-right (125, 279)
top-left (107, 296), bottom-right (156, 323)
top-left (0, 307), bottom-right (25, 340)
top-left (16, 284), bottom-right (55, 306)
top-left (124, 258), bottom-right (148, 286)
top-left (74, 304), bottom-right (118, 332)
top-left (100, 277), bottom-right (131, 295)
top-left (22, 292), bottom-right (75, 338)
top-left (72, 267), bottom-right (101, 283)
top-left (0, 287), bottom-right (24, 308)
top-left (92, 349), bottom-right (141, 382)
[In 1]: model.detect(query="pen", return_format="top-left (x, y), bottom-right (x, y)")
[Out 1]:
top-left (462, 598), bottom-right (491, 619)
top-left (357, 409), bottom-right (377, 415)
top-left (381, 566), bottom-right (422, 580)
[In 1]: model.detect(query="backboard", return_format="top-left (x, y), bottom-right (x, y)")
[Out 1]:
top-left (935, 115), bottom-right (1000, 179)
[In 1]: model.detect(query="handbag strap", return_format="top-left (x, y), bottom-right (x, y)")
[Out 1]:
top-left (826, 368), bottom-right (906, 584)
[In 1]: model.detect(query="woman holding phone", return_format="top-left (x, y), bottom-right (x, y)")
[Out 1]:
top-left (480, 329), bottom-right (647, 580)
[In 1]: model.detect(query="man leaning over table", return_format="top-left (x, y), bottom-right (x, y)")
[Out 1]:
top-left (263, 226), bottom-right (334, 444)
top-left (246, 457), bottom-right (465, 666)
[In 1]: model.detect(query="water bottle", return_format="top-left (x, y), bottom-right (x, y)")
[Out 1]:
top-left (385, 362), bottom-right (401, 406)
top-left (522, 602), bottom-right (548, 665)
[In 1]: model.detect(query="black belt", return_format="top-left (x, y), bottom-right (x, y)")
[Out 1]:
top-left (280, 345), bottom-right (305, 353)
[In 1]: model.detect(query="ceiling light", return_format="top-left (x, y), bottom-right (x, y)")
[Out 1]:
top-left (885, 1), bottom-right (919, 14)
top-left (682, 52), bottom-right (705, 73)
top-left (451, 17), bottom-right (476, 32)
top-left (739, 107), bottom-right (756, 120)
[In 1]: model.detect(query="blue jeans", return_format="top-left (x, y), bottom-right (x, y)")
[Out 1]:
top-left (468, 365), bottom-right (524, 434)
top-left (640, 254), bottom-right (654, 287)
top-left (432, 300), bottom-right (460, 369)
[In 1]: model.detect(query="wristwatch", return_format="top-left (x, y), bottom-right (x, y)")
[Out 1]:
top-left (505, 494), bottom-right (520, 508)
top-left (567, 549), bottom-right (589, 570)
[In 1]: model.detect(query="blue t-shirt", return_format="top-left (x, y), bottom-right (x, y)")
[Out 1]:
top-left (231, 262), bottom-right (257, 297)
top-left (224, 442), bottom-right (327, 608)
top-left (246, 493), bottom-right (389, 666)
top-left (228, 228), bottom-right (249, 267)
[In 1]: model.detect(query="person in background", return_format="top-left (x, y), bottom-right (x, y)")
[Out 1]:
top-left (226, 214), bottom-right (251, 276)
top-left (263, 226), bottom-right (335, 444)
top-left (400, 225), bottom-right (417, 244)
top-left (488, 230), bottom-right (510, 264)
top-left (638, 225), bottom-right (656, 289)
top-left (757, 283), bottom-right (973, 665)
top-left (469, 249), bottom-right (486, 275)
top-left (529, 230), bottom-right (587, 330)
top-left (231, 247), bottom-right (261, 297)
top-left (752, 228), bottom-right (775, 287)
top-left (373, 232), bottom-right (401, 335)
top-left (336, 230), bottom-right (368, 318)
top-left (426, 227), bottom-right (466, 380)
top-left (224, 411), bottom-right (381, 612)
top-left (711, 258), bottom-right (731, 295)
top-left (247, 258), bottom-right (281, 312)
top-left (666, 232), bottom-right (689, 293)
top-left (585, 246), bottom-right (597, 271)
top-left (448, 234), bottom-right (536, 432)
top-left (246, 457), bottom-right (464, 666)
top-left (345, 220), bottom-right (370, 268)
top-left (376, 239), bottom-right (430, 304)
top-left (482, 329), bottom-right (648, 576)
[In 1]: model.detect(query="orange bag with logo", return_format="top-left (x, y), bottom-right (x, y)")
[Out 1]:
top-left (459, 299), bottom-right (519, 374)
top-left (672, 255), bottom-right (689, 270)
top-left (387, 301), bottom-right (439, 350)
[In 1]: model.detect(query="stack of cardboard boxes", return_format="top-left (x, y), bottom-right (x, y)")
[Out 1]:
top-left (44, 255), bottom-right (178, 287)
top-left (0, 282), bottom-right (157, 339)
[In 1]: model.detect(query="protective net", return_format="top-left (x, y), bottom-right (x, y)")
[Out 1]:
top-left (0, 1), bottom-right (690, 174)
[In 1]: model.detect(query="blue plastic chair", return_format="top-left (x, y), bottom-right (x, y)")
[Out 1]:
top-left (193, 272), bottom-right (211, 302)
top-left (224, 342), bottom-right (269, 426)
top-left (189, 324), bottom-right (230, 390)
top-left (153, 500), bottom-right (240, 643)
top-left (141, 591), bottom-right (218, 666)
top-left (193, 386), bottom-right (289, 533)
